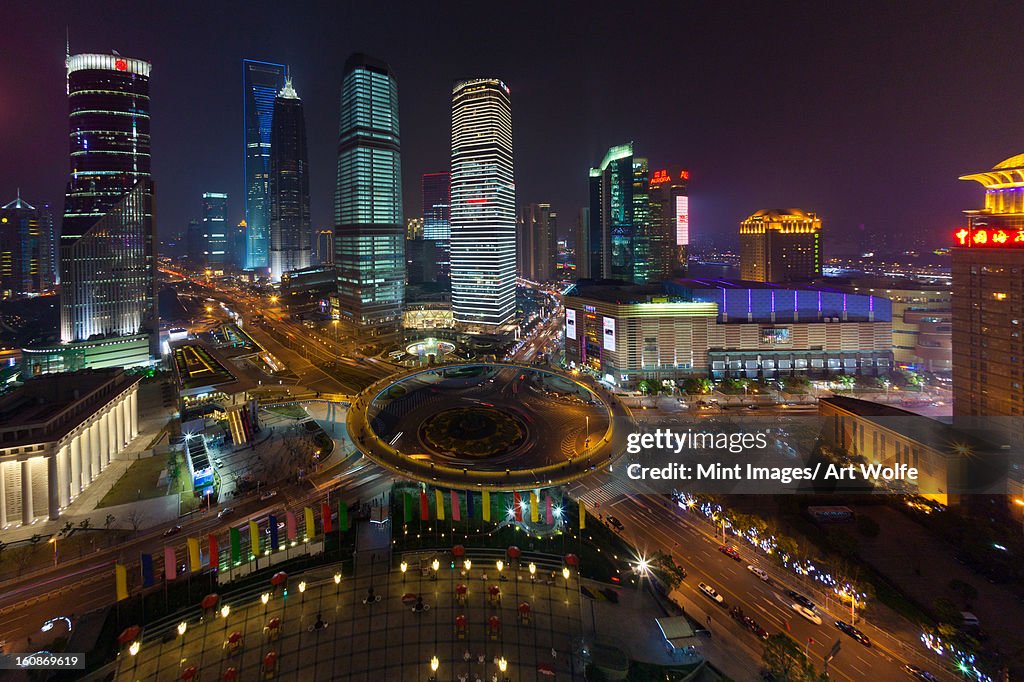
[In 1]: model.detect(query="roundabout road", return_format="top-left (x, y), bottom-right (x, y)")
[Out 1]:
top-left (346, 362), bottom-right (634, 491)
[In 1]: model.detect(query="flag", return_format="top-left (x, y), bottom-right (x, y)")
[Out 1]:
top-left (466, 490), bottom-right (475, 519)
top-left (165, 545), bottom-right (177, 580)
top-left (482, 490), bottom-right (491, 522)
top-left (545, 494), bottom-right (553, 525)
top-left (115, 563), bottom-right (128, 601)
top-left (304, 507), bottom-right (315, 539)
top-left (451, 490), bottom-right (461, 522)
top-left (229, 527), bottom-right (241, 564)
top-left (530, 492), bottom-right (539, 523)
top-left (420, 490), bottom-right (429, 519)
top-left (513, 492), bottom-right (522, 522)
top-left (268, 514), bottom-right (279, 552)
top-left (404, 493), bottom-right (413, 523)
top-left (435, 489), bottom-right (445, 521)
top-left (249, 520), bottom-right (260, 557)
top-left (187, 537), bottom-right (201, 572)
top-left (286, 511), bottom-right (297, 541)
top-left (338, 499), bottom-right (349, 532)
top-left (140, 553), bottom-right (154, 588)
top-left (321, 502), bottom-right (333, 534)
top-left (504, 492), bottom-right (512, 519)
top-left (579, 499), bottom-right (586, 529)
top-left (208, 534), bottom-right (219, 570)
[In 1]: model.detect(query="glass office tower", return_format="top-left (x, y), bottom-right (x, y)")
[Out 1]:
top-left (242, 59), bottom-right (287, 271)
top-left (201, 192), bottom-right (228, 268)
top-left (587, 142), bottom-right (652, 284)
top-left (269, 79), bottom-right (311, 281)
top-left (450, 79), bottom-right (516, 331)
top-left (334, 53), bottom-right (404, 335)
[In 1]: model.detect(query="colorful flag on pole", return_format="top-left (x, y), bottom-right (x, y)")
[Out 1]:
top-left (504, 492), bottom-right (512, 520)
top-left (579, 499), bottom-right (586, 529)
top-left (229, 527), bottom-right (241, 564)
top-left (304, 507), bottom-right (315, 540)
top-left (140, 553), bottom-right (154, 587)
top-left (286, 511), bottom-right (297, 541)
top-left (268, 514), bottom-right (279, 552)
top-left (545, 494), bottom-right (553, 525)
top-left (513, 492), bottom-right (522, 522)
top-left (115, 563), bottom-right (128, 601)
top-left (451, 490), bottom-right (461, 521)
top-left (482, 490), bottom-right (491, 522)
top-left (530, 492), bottom-right (539, 523)
top-left (164, 545), bottom-right (177, 580)
top-left (338, 499), bottom-right (349, 532)
top-left (321, 502), bottom-right (333, 533)
top-left (420, 490), bottom-right (429, 519)
top-left (208, 534), bottom-right (219, 570)
top-left (404, 493), bottom-right (413, 523)
top-left (466, 490), bottom-right (475, 519)
top-left (249, 520), bottom-right (260, 557)
top-left (435, 489), bottom-right (446, 521)
top-left (187, 537), bottom-right (201, 572)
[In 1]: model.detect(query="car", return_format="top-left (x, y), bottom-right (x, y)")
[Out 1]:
top-left (744, 616), bottom-right (770, 640)
top-left (719, 545), bottom-right (742, 561)
top-left (163, 525), bottom-right (182, 537)
top-left (213, 458), bottom-right (223, 467)
top-left (259, 490), bottom-right (278, 501)
top-left (902, 664), bottom-right (939, 681)
top-left (747, 565), bottom-right (770, 581)
top-left (606, 516), bottom-right (624, 531)
top-left (216, 507), bottom-right (234, 519)
top-left (698, 582), bottom-right (725, 606)
top-left (834, 620), bottom-right (871, 646)
top-left (787, 590), bottom-right (816, 611)
top-left (791, 603), bottom-right (822, 625)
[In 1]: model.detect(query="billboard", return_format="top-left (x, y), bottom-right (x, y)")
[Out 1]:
top-left (675, 195), bottom-right (689, 246)
top-left (566, 308), bottom-right (576, 339)
top-left (603, 316), bottom-right (616, 352)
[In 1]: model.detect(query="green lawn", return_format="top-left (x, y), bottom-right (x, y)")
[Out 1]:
top-left (96, 455), bottom-right (172, 508)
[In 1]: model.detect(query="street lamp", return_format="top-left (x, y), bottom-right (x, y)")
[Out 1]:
top-left (464, 559), bottom-right (472, 574)
top-left (429, 655), bottom-right (439, 681)
top-left (177, 621), bottom-right (187, 663)
top-left (177, 621), bottom-right (187, 637)
top-left (400, 561), bottom-right (408, 583)
top-left (221, 604), bottom-right (230, 631)
top-left (129, 641), bottom-right (140, 656)
top-left (431, 558), bottom-right (440, 580)
top-left (261, 591), bottom-right (270, 616)
top-left (48, 536), bottom-right (57, 567)
top-left (496, 559), bottom-right (504, 576)
top-left (298, 580), bottom-right (307, 604)
top-left (529, 562), bottom-right (536, 581)
top-left (498, 656), bottom-right (508, 680)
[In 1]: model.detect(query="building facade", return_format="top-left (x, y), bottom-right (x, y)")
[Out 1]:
top-left (519, 203), bottom-right (557, 282)
top-left (269, 79), bottom-right (311, 281)
top-left (59, 53), bottom-right (156, 362)
top-left (0, 194), bottom-right (55, 298)
top-left (563, 280), bottom-right (891, 385)
top-left (242, 59), bottom-right (287, 271)
top-left (0, 369), bottom-right (139, 526)
top-left (739, 209), bottom-right (822, 283)
top-left (201, 192), bottom-right (228, 270)
top-left (450, 79), bottom-right (516, 332)
top-left (423, 172), bottom-right (451, 242)
top-left (334, 53), bottom-right (405, 336)
top-left (648, 167), bottom-right (690, 279)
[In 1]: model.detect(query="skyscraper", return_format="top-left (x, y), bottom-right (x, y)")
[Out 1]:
top-left (334, 53), bottom-right (404, 335)
top-left (422, 172), bottom-right (451, 241)
top-left (648, 167), bottom-right (690, 279)
top-left (0, 193), bottom-right (55, 298)
top-left (242, 59), bottom-right (287, 271)
top-left (186, 218), bottom-right (204, 266)
top-left (59, 53), bottom-right (156, 348)
top-left (587, 143), bottom-right (652, 284)
top-left (739, 209), bottom-right (822, 283)
top-left (268, 78), bottom-right (311, 281)
top-left (518, 203), bottom-right (556, 282)
top-left (201, 192), bottom-right (228, 269)
top-left (450, 79), bottom-right (516, 331)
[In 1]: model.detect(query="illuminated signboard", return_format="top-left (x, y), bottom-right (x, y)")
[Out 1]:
top-left (680, 169), bottom-right (690, 181)
top-left (603, 316), bottom-right (616, 352)
top-left (566, 308), bottom-right (576, 339)
top-left (675, 195), bottom-right (689, 246)
top-left (650, 169), bottom-right (671, 185)
top-left (760, 327), bottom-right (791, 345)
top-left (954, 227), bottom-right (1024, 248)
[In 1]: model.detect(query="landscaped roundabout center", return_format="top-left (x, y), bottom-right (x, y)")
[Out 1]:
top-left (346, 363), bottom-right (628, 490)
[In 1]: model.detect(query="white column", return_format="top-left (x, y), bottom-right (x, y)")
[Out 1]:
top-left (80, 429), bottom-right (92, 484)
top-left (0, 463), bottom-right (7, 527)
top-left (47, 456), bottom-right (59, 521)
top-left (107, 408), bottom-right (117, 456)
top-left (70, 436), bottom-right (82, 495)
top-left (130, 390), bottom-right (138, 439)
top-left (90, 422), bottom-right (101, 476)
top-left (21, 459), bottom-right (33, 525)
top-left (115, 402), bottom-right (125, 451)
top-left (57, 445), bottom-right (70, 507)
top-left (100, 413), bottom-right (110, 466)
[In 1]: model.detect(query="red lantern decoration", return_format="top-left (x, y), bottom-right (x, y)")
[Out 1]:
top-left (488, 615), bottom-right (501, 631)
top-left (201, 593), bottom-right (219, 610)
top-left (267, 617), bottom-right (281, 630)
top-left (488, 585), bottom-right (500, 595)
top-left (452, 544), bottom-right (466, 557)
top-left (270, 571), bottom-right (288, 587)
top-left (455, 614), bottom-right (467, 627)
top-left (222, 668), bottom-right (239, 682)
top-left (117, 625), bottom-right (141, 646)
top-left (401, 593), bottom-right (417, 605)
top-left (506, 546), bottom-right (521, 559)
top-left (564, 553), bottom-right (579, 567)
top-left (518, 601), bottom-right (531, 614)
top-left (228, 631), bottom-right (243, 644)
top-left (181, 665), bottom-right (198, 681)
top-left (456, 584), bottom-right (468, 595)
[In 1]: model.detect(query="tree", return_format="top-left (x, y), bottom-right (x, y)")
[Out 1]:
top-left (932, 597), bottom-right (964, 627)
top-left (762, 634), bottom-right (827, 682)
top-left (835, 375), bottom-right (856, 391)
top-left (104, 514), bottom-right (116, 531)
top-left (126, 510), bottom-right (145, 535)
top-left (682, 377), bottom-right (712, 395)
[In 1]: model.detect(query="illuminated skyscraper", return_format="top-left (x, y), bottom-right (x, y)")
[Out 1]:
top-left (242, 59), bottom-right (287, 271)
top-left (269, 78), bottom-right (311, 281)
top-left (334, 53), bottom-right (404, 335)
top-left (422, 172), bottom-right (451, 241)
top-left (587, 143), bottom-right (652, 284)
top-left (648, 167), bottom-right (690, 278)
top-left (450, 78), bottom-right (516, 331)
top-left (739, 209), bottom-right (822, 282)
top-left (201, 192), bottom-right (228, 268)
top-left (0, 193), bottom-right (54, 298)
top-left (518, 203), bottom-right (556, 282)
top-left (60, 53), bottom-right (156, 346)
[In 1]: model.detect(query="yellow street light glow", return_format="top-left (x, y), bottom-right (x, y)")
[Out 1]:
top-left (298, 581), bottom-right (306, 593)
top-left (220, 605), bottom-right (230, 619)
top-left (177, 621), bottom-right (187, 636)
top-left (334, 572), bottom-right (342, 584)
top-left (464, 559), bottom-right (472, 571)
top-left (400, 561), bottom-right (408, 574)
top-left (498, 657), bottom-right (508, 672)
top-left (261, 592), bottom-right (270, 605)
top-left (129, 641), bottom-right (140, 656)
top-left (529, 562), bottom-right (536, 575)
top-left (431, 558), bottom-right (440, 572)
top-left (562, 566), bottom-right (570, 580)
top-left (430, 655), bottom-right (439, 672)
top-left (496, 560), bottom-right (504, 573)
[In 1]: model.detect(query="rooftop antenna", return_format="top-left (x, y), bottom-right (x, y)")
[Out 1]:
top-left (65, 27), bottom-right (70, 95)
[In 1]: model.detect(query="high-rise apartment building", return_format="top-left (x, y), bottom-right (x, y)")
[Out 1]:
top-left (186, 219), bottom-right (204, 266)
top-left (314, 229), bottom-right (334, 265)
top-left (587, 143), bottom-right (653, 284)
top-left (334, 54), bottom-right (405, 335)
top-left (518, 203), bottom-right (556, 282)
top-left (423, 172), bottom-right (451, 241)
top-left (201, 192), bottom-right (228, 269)
top-left (450, 79), bottom-right (516, 331)
top-left (242, 59), bottom-right (287, 271)
top-left (739, 209), bottom-right (822, 283)
top-left (648, 167), bottom-right (690, 278)
top-left (59, 53), bottom-right (156, 348)
top-left (1, 193), bottom-right (55, 298)
top-left (268, 79), bottom-right (311, 281)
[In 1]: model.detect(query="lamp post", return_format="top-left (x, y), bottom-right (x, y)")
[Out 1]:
top-left (463, 559), bottom-right (471, 577)
top-left (429, 655), bottom-right (439, 682)
top-left (498, 656), bottom-right (509, 682)
top-left (299, 580), bottom-right (307, 605)
top-left (496, 559), bottom-right (504, 578)
top-left (334, 572), bottom-right (342, 596)
top-left (261, 592), bottom-right (270, 617)
top-left (48, 536), bottom-right (58, 567)
top-left (129, 640), bottom-right (140, 677)
top-left (400, 561), bottom-right (408, 583)
top-left (177, 621), bottom-right (187, 665)
top-left (221, 604), bottom-right (230, 631)
top-left (431, 558), bottom-right (440, 581)
top-left (529, 562), bottom-right (536, 582)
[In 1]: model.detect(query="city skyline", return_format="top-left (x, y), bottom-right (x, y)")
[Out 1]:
top-left (4, 3), bottom-right (1022, 258)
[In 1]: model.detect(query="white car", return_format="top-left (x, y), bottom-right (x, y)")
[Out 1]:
top-left (216, 507), bottom-right (234, 519)
top-left (792, 603), bottom-right (822, 625)
top-left (698, 582), bottom-right (725, 605)
top-left (747, 565), bottom-right (769, 581)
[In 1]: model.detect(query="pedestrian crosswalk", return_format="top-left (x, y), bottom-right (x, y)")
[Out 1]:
top-left (572, 478), bottom-right (636, 509)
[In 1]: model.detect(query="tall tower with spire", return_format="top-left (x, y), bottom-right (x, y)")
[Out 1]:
top-left (268, 77), bottom-right (311, 281)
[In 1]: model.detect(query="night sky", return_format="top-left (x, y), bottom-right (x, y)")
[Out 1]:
top-left (2, 1), bottom-right (1023, 251)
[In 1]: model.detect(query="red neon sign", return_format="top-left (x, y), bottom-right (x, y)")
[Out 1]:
top-left (114, 59), bottom-right (128, 71)
top-left (954, 227), bottom-right (1024, 248)
top-left (466, 198), bottom-right (488, 204)
top-left (650, 169), bottom-right (671, 185)
top-left (680, 169), bottom-right (690, 181)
